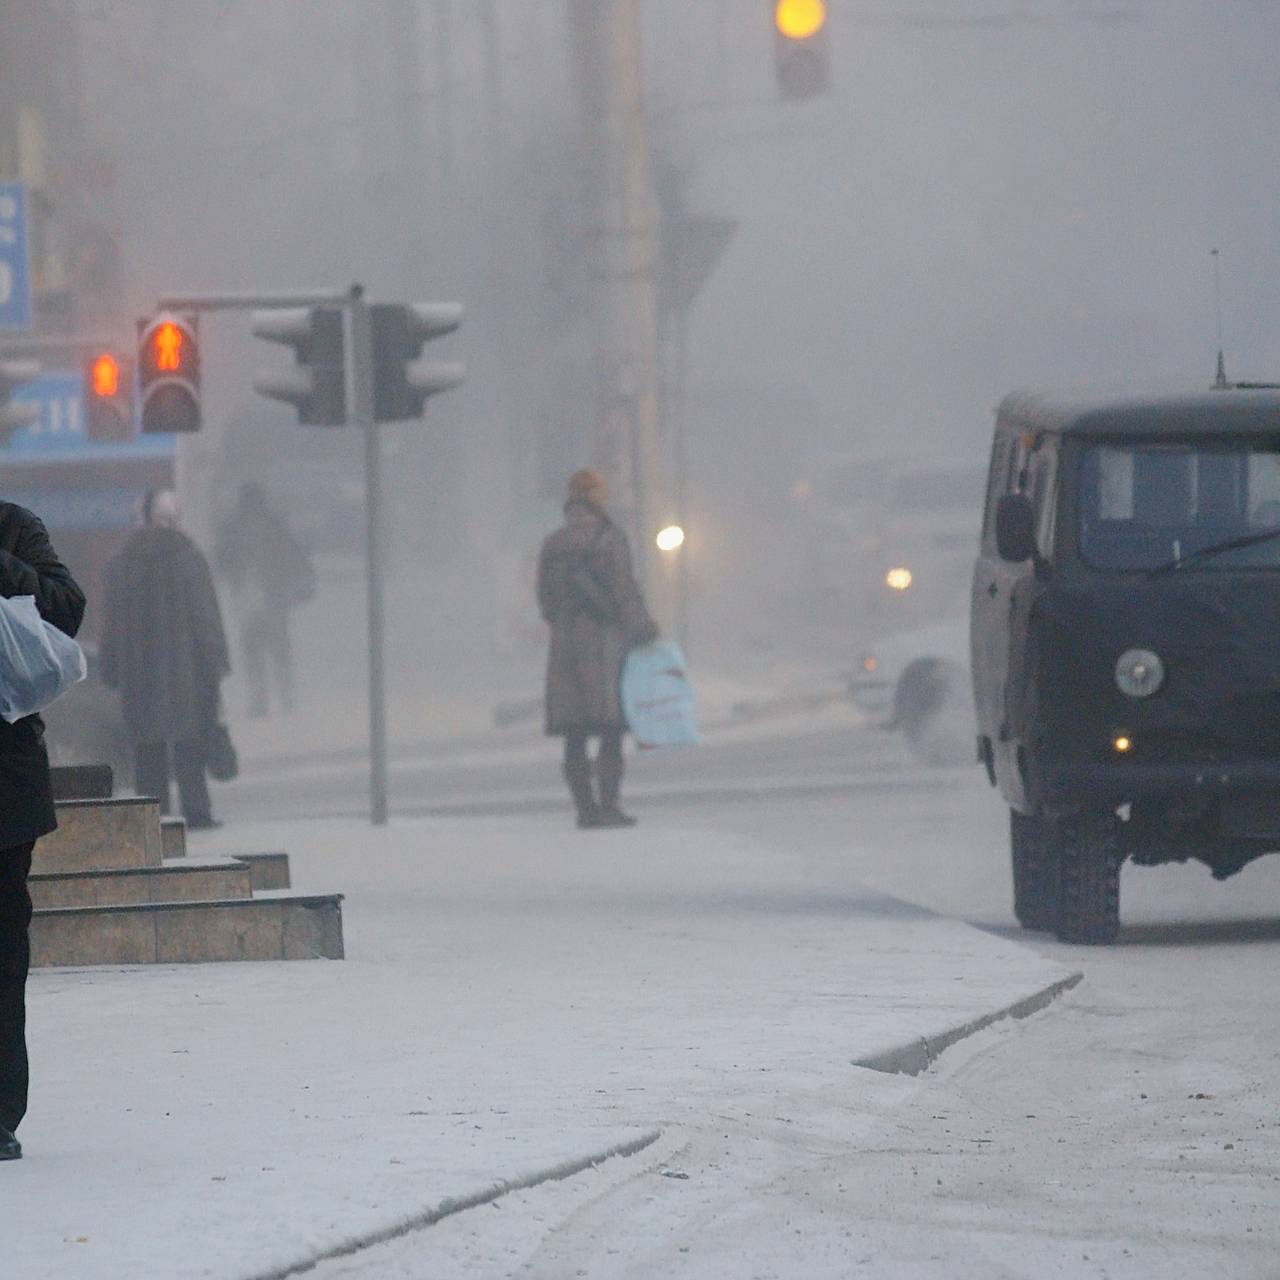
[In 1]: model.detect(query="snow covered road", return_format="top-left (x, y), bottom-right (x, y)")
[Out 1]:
top-left (8, 723), bottom-right (1279, 1279)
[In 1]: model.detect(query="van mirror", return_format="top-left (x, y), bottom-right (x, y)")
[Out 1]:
top-left (995, 493), bottom-right (1036, 563)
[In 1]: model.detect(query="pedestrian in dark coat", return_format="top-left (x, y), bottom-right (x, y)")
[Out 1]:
top-left (537, 469), bottom-right (657, 828)
top-left (99, 490), bottom-right (230, 829)
top-left (214, 482), bottom-right (314, 718)
top-left (0, 502), bottom-right (85, 1161)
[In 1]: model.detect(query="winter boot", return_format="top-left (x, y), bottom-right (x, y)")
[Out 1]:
top-left (563, 759), bottom-right (603, 829)
top-left (595, 750), bottom-right (637, 828)
top-left (0, 1126), bottom-right (21, 1161)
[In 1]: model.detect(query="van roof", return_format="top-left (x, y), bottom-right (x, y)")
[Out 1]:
top-left (997, 388), bottom-right (1280, 439)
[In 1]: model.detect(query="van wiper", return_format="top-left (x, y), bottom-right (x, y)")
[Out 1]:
top-left (1148, 526), bottom-right (1280, 577)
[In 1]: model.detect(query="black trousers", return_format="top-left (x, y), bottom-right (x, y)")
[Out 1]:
top-left (564, 730), bottom-right (625, 807)
top-left (0, 842), bottom-right (34, 1134)
top-left (243, 610), bottom-right (294, 717)
top-left (136, 740), bottom-right (213, 824)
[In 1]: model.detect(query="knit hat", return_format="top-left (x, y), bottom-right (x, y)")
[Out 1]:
top-left (566, 467), bottom-right (607, 512)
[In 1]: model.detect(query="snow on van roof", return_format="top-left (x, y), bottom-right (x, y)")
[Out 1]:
top-left (997, 386), bottom-right (1280, 438)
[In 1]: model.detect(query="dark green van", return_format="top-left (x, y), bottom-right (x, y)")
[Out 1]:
top-left (971, 388), bottom-right (1280, 942)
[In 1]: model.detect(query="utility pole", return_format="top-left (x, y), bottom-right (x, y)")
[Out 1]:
top-left (570, 0), bottom-right (664, 593)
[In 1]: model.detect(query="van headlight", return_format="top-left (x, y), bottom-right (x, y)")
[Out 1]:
top-left (1115, 649), bottom-right (1165, 698)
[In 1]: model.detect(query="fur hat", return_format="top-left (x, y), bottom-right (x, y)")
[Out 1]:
top-left (139, 488), bottom-right (179, 528)
top-left (566, 467), bottom-right (607, 512)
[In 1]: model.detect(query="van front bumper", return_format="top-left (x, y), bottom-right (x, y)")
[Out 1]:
top-left (1040, 759), bottom-right (1280, 808)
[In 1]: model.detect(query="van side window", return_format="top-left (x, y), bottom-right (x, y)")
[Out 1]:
top-left (1027, 442), bottom-right (1059, 557)
top-left (981, 435), bottom-right (1012, 548)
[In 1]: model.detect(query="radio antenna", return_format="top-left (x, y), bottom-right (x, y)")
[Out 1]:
top-left (1211, 248), bottom-right (1229, 389)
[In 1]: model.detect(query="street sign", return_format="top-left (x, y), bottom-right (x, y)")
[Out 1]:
top-left (0, 184), bottom-right (33, 332)
top-left (660, 216), bottom-right (737, 315)
top-left (6, 369), bottom-right (173, 459)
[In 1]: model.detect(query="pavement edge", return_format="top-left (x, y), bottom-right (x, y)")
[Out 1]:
top-left (244, 1128), bottom-right (663, 1280)
top-left (852, 970), bottom-right (1084, 1077)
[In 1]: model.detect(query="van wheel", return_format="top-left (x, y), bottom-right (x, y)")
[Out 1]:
top-left (1054, 815), bottom-right (1122, 944)
top-left (1010, 810), bottom-right (1057, 930)
top-left (897, 659), bottom-right (974, 767)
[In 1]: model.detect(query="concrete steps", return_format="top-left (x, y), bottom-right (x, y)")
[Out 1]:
top-left (30, 892), bottom-right (344, 966)
top-left (29, 859), bottom-right (254, 910)
top-left (30, 792), bottom-right (342, 967)
top-left (35, 798), bottom-right (163, 874)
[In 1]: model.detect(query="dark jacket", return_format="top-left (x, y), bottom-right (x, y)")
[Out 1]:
top-left (537, 506), bottom-right (656, 735)
top-left (0, 503), bottom-right (86, 850)
top-left (100, 526), bottom-right (230, 744)
top-left (214, 499), bottom-right (315, 610)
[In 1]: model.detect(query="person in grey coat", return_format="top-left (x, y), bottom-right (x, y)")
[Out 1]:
top-left (100, 490), bottom-right (230, 830)
top-left (537, 469), bottom-right (657, 828)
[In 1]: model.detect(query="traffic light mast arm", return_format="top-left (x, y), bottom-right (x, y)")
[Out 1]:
top-left (157, 289), bottom-right (355, 313)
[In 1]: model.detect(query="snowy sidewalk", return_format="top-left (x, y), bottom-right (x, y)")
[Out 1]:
top-left (6, 814), bottom-right (1075, 1280)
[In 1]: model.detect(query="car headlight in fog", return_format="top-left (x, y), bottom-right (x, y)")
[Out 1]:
top-left (1115, 648), bottom-right (1165, 698)
top-left (885, 567), bottom-right (913, 592)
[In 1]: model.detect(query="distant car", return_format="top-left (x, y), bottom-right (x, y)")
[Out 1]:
top-left (798, 454), bottom-right (985, 645)
top-left (972, 386), bottom-right (1280, 945)
top-left (849, 617), bottom-right (974, 766)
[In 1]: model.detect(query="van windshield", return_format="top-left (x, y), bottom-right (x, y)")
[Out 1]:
top-left (1079, 440), bottom-right (1280, 571)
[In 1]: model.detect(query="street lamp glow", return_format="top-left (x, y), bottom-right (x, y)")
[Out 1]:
top-left (656, 525), bottom-right (686, 553)
top-left (775, 0), bottom-right (826, 40)
top-left (885, 566), bottom-right (913, 592)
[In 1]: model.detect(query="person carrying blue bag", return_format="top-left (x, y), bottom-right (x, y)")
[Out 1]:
top-left (537, 469), bottom-right (658, 829)
top-left (0, 501), bottom-right (85, 1163)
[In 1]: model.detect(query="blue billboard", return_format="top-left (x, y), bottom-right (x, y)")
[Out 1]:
top-left (0, 184), bottom-right (32, 332)
top-left (6, 370), bottom-right (175, 460)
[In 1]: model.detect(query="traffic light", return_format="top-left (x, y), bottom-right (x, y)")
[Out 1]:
top-left (83, 349), bottom-right (135, 442)
top-left (0, 357), bottom-right (40, 444)
top-left (137, 311), bottom-right (201, 432)
top-left (370, 302), bottom-right (465, 422)
top-left (773, 0), bottom-right (830, 100)
top-left (251, 307), bottom-right (346, 426)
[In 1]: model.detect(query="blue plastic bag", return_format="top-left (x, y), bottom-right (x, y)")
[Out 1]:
top-left (621, 640), bottom-right (699, 750)
top-left (0, 594), bottom-right (87, 724)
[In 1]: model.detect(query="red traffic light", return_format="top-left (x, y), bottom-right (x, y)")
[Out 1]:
top-left (137, 312), bottom-right (201, 432)
top-left (90, 353), bottom-right (120, 398)
top-left (154, 322), bottom-right (183, 372)
top-left (83, 350), bottom-right (135, 442)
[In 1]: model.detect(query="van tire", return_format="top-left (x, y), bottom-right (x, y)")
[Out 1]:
top-left (1010, 810), bottom-right (1057, 930)
top-left (897, 659), bottom-right (974, 767)
top-left (1054, 815), bottom-right (1122, 944)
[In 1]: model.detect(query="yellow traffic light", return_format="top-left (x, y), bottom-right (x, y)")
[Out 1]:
top-left (775, 0), bottom-right (826, 40)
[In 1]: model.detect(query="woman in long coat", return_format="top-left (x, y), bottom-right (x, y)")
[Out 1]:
top-left (537, 469), bottom-right (657, 828)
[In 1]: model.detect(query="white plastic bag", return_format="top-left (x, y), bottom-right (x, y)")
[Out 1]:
top-left (621, 640), bottom-right (700, 750)
top-left (0, 594), bottom-right (87, 724)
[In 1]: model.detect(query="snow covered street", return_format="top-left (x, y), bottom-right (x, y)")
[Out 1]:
top-left (6, 723), bottom-right (1280, 1279)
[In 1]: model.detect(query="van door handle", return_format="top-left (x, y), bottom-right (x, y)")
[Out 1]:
top-left (986, 582), bottom-right (998, 598)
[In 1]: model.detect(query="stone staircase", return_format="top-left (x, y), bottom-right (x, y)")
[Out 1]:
top-left (30, 774), bottom-right (344, 967)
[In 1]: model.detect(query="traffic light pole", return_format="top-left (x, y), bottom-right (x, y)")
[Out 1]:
top-left (344, 286), bottom-right (390, 826)
top-left (156, 286), bottom-right (392, 826)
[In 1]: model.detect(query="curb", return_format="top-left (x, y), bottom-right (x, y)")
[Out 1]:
top-left (244, 1128), bottom-right (662, 1280)
top-left (852, 971), bottom-right (1084, 1077)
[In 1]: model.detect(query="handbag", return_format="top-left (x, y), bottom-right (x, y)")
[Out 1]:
top-left (565, 523), bottom-right (619, 624)
top-left (206, 722), bottom-right (239, 782)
